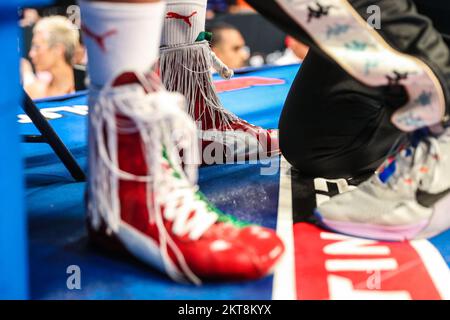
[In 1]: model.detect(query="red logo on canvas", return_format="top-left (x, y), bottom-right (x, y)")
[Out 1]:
top-left (81, 24), bottom-right (117, 53)
top-left (166, 11), bottom-right (197, 27)
top-left (214, 77), bottom-right (285, 93)
top-left (293, 223), bottom-right (446, 300)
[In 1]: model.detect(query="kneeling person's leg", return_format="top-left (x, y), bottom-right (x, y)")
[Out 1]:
top-left (279, 50), bottom-right (405, 178)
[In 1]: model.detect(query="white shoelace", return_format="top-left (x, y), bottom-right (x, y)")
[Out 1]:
top-left (89, 74), bottom-right (220, 285)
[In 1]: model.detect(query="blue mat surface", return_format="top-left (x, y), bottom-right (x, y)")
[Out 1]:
top-left (22, 64), bottom-right (299, 299)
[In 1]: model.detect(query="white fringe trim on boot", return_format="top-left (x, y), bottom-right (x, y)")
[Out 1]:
top-left (160, 41), bottom-right (238, 130)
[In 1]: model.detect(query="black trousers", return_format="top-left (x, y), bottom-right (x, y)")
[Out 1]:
top-left (247, 0), bottom-right (450, 178)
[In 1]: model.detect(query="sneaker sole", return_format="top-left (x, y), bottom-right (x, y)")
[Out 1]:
top-left (314, 192), bottom-right (450, 241)
top-left (276, 0), bottom-right (446, 131)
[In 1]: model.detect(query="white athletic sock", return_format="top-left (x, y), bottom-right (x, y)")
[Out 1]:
top-left (161, 0), bottom-right (207, 46)
top-left (79, 0), bottom-right (165, 88)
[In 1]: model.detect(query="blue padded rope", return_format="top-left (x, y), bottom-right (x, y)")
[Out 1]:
top-left (0, 0), bottom-right (51, 300)
top-left (0, 5), bottom-right (28, 300)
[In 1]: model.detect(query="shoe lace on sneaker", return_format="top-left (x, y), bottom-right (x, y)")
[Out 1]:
top-left (90, 76), bottom-right (218, 285)
top-left (376, 130), bottom-right (442, 191)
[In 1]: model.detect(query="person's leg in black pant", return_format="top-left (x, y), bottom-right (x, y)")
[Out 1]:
top-left (280, 49), bottom-right (405, 178)
top-left (247, 0), bottom-right (450, 178)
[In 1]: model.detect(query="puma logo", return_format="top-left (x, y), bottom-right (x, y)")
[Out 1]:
top-left (81, 24), bottom-right (117, 52)
top-left (166, 11), bottom-right (197, 27)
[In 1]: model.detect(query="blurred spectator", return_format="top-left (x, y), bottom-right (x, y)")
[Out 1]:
top-left (73, 38), bottom-right (87, 66)
top-left (19, 8), bottom-right (40, 27)
top-left (210, 23), bottom-right (249, 69)
top-left (36, 3), bottom-right (76, 18)
top-left (73, 35), bottom-right (88, 91)
top-left (207, 0), bottom-right (253, 19)
top-left (207, 0), bottom-right (230, 16)
top-left (274, 36), bottom-right (309, 65)
top-left (23, 16), bottom-right (79, 99)
top-left (229, 0), bottom-right (254, 14)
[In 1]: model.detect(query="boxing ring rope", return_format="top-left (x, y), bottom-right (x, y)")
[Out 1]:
top-left (0, 0), bottom-right (52, 300)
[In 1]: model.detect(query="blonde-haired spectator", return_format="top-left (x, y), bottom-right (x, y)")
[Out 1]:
top-left (24, 15), bottom-right (79, 99)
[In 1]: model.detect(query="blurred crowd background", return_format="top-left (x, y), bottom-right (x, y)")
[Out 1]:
top-left (18, 0), bottom-right (309, 99)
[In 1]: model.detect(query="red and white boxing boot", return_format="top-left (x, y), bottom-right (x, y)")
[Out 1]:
top-left (86, 71), bottom-right (284, 284)
top-left (160, 0), bottom-right (280, 165)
